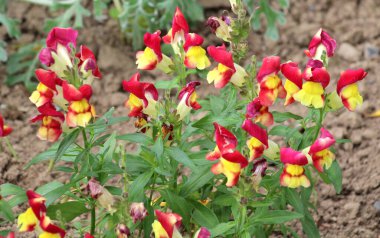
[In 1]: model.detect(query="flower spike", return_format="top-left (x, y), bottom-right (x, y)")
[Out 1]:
top-left (257, 56), bottom-right (286, 106)
top-left (336, 68), bottom-right (367, 111)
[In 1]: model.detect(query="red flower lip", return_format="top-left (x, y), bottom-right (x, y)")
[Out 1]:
top-left (207, 45), bottom-right (235, 71)
top-left (122, 73), bottom-right (159, 106)
top-left (257, 56), bottom-right (281, 83)
top-left (281, 62), bottom-right (302, 89)
top-left (62, 81), bottom-right (93, 102)
top-left (242, 119), bottom-right (268, 147)
top-left (280, 147), bottom-right (308, 166)
top-left (46, 27), bottom-right (78, 50)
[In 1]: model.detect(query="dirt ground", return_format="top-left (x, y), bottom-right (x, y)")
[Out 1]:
top-left (0, 0), bottom-right (379, 237)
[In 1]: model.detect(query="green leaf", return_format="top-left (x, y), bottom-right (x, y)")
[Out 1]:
top-left (6, 40), bottom-right (43, 91)
top-left (190, 200), bottom-right (219, 229)
top-left (301, 210), bottom-right (320, 238)
top-left (166, 147), bottom-right (196, 170)
top-left (152, 136), bottom-right (164, 158)
top-left (128, 170), bottom-right (153, 202)
top-left (209, 222), bottom-right (235, 236)
top-left (269, 125), bottom-right (292, 137)
top-left (180, 165), bottom-right (214, 197)
top-left (0, 184), bottom-right (27, 207)
top-left (36, 181), bottom-right (64, 195)
top-left (336, 138), bottom-right (351, 144)
top-left (252, 210), bottom-right (303, 224)
top-left (272, 111), bottom-right (302, 123)
top-left (47, 201), bottom-right (89, 222)
top-left (0, 13), bottom-right (20, 38)
top-left (0, 42), bottom-right (7, 62)
top-left (56, 128), bottom-right (81, 162)
top-left (326, 160), bottom-right (343, 194)
top-left (0, 200), bottom-right (15, 221)
top-left (117, 133), bottom-right (153, 145)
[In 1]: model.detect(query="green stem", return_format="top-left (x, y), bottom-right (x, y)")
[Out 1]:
top-left (5, 137), bottom-right (18, 159)
top-left (113, 0), bottom-right (122, 13)
top-left (90, 205), bottom-right (96, 235)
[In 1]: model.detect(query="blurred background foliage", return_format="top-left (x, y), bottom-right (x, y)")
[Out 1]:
top-left (0, 0), bottom-right (288, 91)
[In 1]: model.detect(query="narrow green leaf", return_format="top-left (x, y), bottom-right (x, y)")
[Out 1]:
top-left (0, 200), bottom-right (15, 221)
top-left (272, 111), bottom-right (303, 123)
top-left (326, 160), bottom-right (343, 194)
top-left (47, 201), bottom-right (89, 222)
top-left (180, 165), bottom-right (214, 196)
top-left (56, 128), bottom-right (80, 161)
top-left (252, 210), bottom-right (303, 224)
top-left (117, 133), bottom-right (153, 145)
top-left (128, 170), bottom-right (153, 202)
top-left (166, 147), bottom-right (196, 170)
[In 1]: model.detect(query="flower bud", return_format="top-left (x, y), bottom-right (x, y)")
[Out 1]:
top-left (130, 202), bottom-right (148, 223)
top-left (194, 227), bottom-right (211, 238)
top-left (263, 140), bottom-right (280, 160)
top-left (116, 224), bottom-right (131, 238)
top-left (251, 158), bottom-right (268, 177)
top-left (87, 178), bottom-right (116, 213)
top-left (206, 16), bottom-right (231, 42)
top-left (161, 123), bottom-right (174, 140)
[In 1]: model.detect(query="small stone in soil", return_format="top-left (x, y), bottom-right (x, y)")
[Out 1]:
top-left (364, 44), bottom-right (379, 59)
top-left (337, 43), bottom-right (361, 62)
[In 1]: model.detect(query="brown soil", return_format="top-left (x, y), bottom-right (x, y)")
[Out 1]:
top-left (1, 0), bottom-right (379, 237)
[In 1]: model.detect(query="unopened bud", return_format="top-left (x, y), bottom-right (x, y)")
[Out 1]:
top-left (194, 227), bottom-right (211, 238)
top-left (117, 224), bottom-right (131, 238)
top-left (130, 202), bottom-right (148, 223)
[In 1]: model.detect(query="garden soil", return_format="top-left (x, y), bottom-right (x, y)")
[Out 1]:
top-left (1, 0), bottom-right (379, 237)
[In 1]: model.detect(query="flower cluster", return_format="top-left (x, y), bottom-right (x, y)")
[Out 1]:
top-left (17, 190), bottom-right (66, 238)
top-left (30, 27), bottom-right (100, 142)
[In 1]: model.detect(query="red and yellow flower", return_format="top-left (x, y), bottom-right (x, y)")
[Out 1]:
top-left (163, 7), bottom-right (189, 54)
top-left (76, 45), bottom-right (102, 79)
top-left (176, 81), bottom-right (202, 120)
top-left (293, 59), bottom-right (330, 108)
top-left (242, 119), bottom-right (268, 162)
top-left (257, 56), bottom-right (286, 106)
top-left (152, 210), bottom-right (183, 238)
top-left (39, 27), bottom-right (78, 77)
top-left (30, 103), bottom-right (64, 142)
top-left (280, 148), bottom-right (310, 188)
top-left (206, 123), bottom-right (248, 187)
top-left (305, 28), bottom-right (337, 61)
top-left (245, 98), bottom-right (274, 127)
top-left (0, 114), bottom-right (12, 137)
top-left (18, 190), bottom-right (66, 238)
top-left (136, 31), bottom-right (173, 74)
top-left (308, 128), bottom-right (336, 172)
top-left (281, 62), bottom-right (303, 106)
top-left (183, 33), bottom-right (210, 70)
top-left (122, 73), bottom-right (159, 119)
top-left (336, 68), bottom-right (367, 111)
top-left (207, 45), bottom-right (247, 88)
top-left (62, 82), bottom-right (95, 127)
top-left (29, 69), bottom-right (63, 108)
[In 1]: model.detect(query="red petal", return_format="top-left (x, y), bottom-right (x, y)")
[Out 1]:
top-left (155, 210), bottom-right (182, 238)
top-left (178, 81), bottom-right (200, 107)
top-left (222, 150), bottom-right (248, 168)
top-left (46, 27), bottom-right (78, 50)
top-left (172, 7), bottom-right (189, 38)
top-left (280, 62), bottom-right (302, 88)
top-left (26, 190), bottom-right (46, 219)
top-left (280, 147), bottom-right (308, 166)
top-left (213, 122), bottom-right (237, 153)
top-left (241, 119), bottom-right (268, 147)
top-left (35, 69), bottom-right (59, 92)
top-left (309, 128), bottom-right (335, 154)
top-left (207, 45), bottom-right (235, 70)
top-left (183, 33), bottom-right (204, 51)
top-left (307, 28), bottom-right (337, 57)
top-left (257, 56), bottom-right (281, 83)
top-left (144, 31), bottom-right (162, 61)
top-left (122, 73), bottom-right (159, 106)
